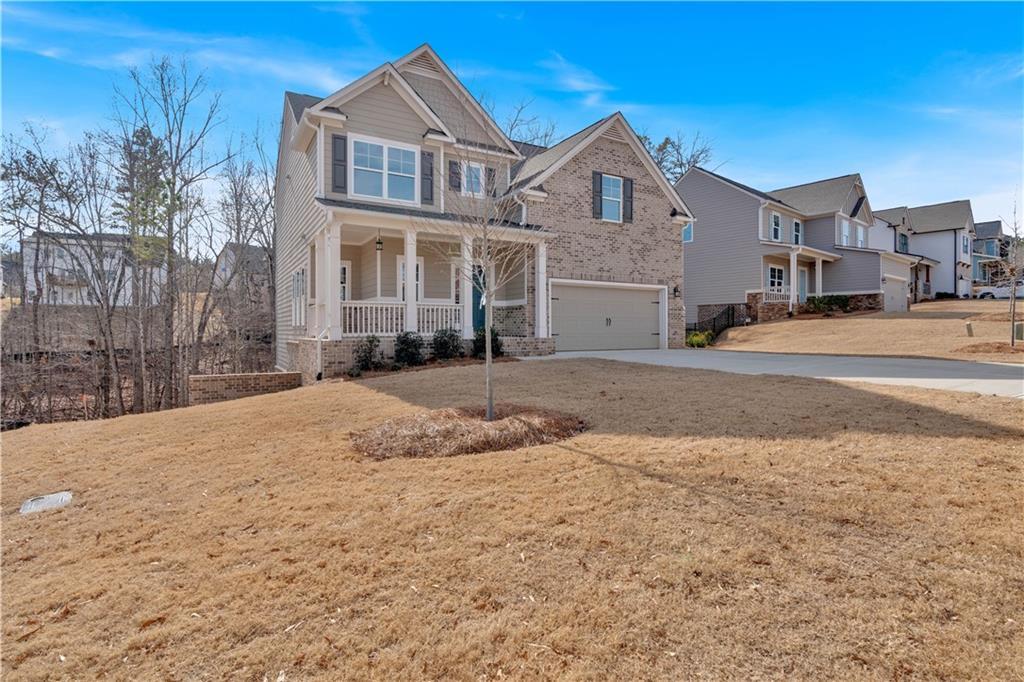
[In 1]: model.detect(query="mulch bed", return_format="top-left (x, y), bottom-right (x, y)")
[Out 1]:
top-left (351, 403), bottom-right (587, 460)
top-left (345, 355), bottom-right (517, 380)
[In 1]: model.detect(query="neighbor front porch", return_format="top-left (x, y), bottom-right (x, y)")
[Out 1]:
top-left (748, 245), bottom-right (839, 322)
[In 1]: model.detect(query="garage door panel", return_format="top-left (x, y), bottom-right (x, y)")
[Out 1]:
top-left (552, 283), bottom-right (660, 351)
top-left (883, 279), bottom-right (908, 312)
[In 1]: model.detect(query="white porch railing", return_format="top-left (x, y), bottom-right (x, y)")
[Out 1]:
top-left (418, 304), bottom-right (462, 335)
top-left (340, 301), bottom-right (463, 336)
top-left (341, 302), bottom-right (405, 336)
top-left (764, 286), bottom-right (791, 303)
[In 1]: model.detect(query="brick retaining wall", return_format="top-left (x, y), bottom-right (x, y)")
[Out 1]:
top-left (499, 336), bottom-right (556, 357)
top-left (188, 372), bottom-right (302, 406)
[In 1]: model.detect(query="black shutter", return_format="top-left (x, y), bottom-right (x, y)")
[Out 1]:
top-left (448, 160), bottom-right (461, 192)
top-left (623, 178), bottom-right (634, 223)
top-left (331, 135), bottom-right (347, 193)
top-left (592, 171), bottom-right (602, 218)
top-left (486, 167), bottom-right (496, 197)
top-left (421, 151), bottom-right (434, 205)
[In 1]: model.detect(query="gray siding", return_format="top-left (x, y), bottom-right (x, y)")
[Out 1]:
top-left (274, 113), bottom-right (322, 369)
top-left (803, 215), bottom-right (880, 293)
top-left (343, 82), bottom-right (427, 145)
top-left (759, 204), bottom-right (804, 244)
top-left (401, 71), bottom-right (493, 145)
top-left (675, 170), bottom-right (763, 323)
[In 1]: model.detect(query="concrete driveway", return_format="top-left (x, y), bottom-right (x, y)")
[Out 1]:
top-left (528, 349), bottom-right (1024, 399)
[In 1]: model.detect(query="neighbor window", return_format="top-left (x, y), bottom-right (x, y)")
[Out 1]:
top-left (682, 222), bottom-right (694, 243)
top-left (962, 234), bottom-right (970, 255)
top-left (601, 174), bottom-right (623, 222)
top-left (840, 218), bottom-right (851, 246)
top-left (856, 224), bottom-right (866, 248)
top-left (351, 137), bottom-right (418, 203)
top-left (898, 233), bottom-right (909, 253)
top-left (462, 161), bottom-right (484, 198)
top-left (793, 220), bottom-right (802, 245)
top-left (291, 269), bottom-right (306, 326)
top-left (768, 265), bottom-right (785, 289)
top-left (770, 212), bottom-right (782, 241)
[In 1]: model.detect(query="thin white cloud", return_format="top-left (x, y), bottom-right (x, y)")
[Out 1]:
top-left (538, 52), bottom-right (613, 94)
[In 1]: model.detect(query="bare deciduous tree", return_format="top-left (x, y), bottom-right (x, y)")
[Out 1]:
top-left (638, 130), bottom-right (714, 183)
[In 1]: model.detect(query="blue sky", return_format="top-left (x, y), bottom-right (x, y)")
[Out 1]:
top-left (3, 2), bottom-right (1022, 222)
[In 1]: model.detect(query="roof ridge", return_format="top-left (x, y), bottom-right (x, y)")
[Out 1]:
top-left (906, 199), bottom-right (971, 210)
top-left (770, 172), bottom-right (859, 193)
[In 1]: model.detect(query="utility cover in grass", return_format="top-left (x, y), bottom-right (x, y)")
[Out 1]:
top-left (352, 404), bottom-right (587, 460)
top-left (20, 491), bottom-right (72, 514)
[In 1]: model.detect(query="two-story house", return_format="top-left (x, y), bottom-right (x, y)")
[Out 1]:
top-left (971, 219), bottom-right (1007, 285)
top-left (274, 44), bottom-right (693, 379)
top-left (875, 200), bottom-right (976, 298)
top-left (869, 207), bottom-right (940, 303)
top-left (675, 168), bottom-right (916, 325)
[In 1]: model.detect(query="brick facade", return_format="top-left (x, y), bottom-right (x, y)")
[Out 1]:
top-left (499, 336), bottom-right (556, 357)
top-left (528, 135), bottom-right (686, 349)
top-left (188, 372), bottom-right (302, 406)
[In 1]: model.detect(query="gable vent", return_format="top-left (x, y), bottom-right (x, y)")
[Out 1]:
top-left (407, 52), bottom-right (441, 74)
top-left (601, 122), bottom-right (627, 143)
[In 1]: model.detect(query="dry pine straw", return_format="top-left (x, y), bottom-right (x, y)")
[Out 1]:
top-left (351, 404), bottom-right (587, 460)
top-left (2, 359), bottom-right (1024, 680)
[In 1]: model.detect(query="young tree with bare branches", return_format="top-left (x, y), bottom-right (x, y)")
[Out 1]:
top-left (639, 129), bottom-right (714, 183)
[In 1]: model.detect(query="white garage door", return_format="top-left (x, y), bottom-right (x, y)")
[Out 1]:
top-left (551, 283), bottom-right (661, 351)
top-left (883, 278), bottom-right (908, 312)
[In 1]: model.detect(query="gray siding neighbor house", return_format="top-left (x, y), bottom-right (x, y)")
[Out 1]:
top-left (675, 168), bottom-right (917, 324)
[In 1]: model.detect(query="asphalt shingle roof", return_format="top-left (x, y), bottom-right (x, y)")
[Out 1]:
top-left (509, 115), bottom-right (613, 191)
top-left (769, 174), bottom-right (860, 217)
top-left (905, 200), bottom-right (974, 234)
top-left (973, 220), bottom-right (1004, 240)
top-left (285, 91), bottom-right (322, 122)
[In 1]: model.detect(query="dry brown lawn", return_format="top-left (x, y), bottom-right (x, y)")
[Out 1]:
top-left (2, 360), bottom-right (1023, 680)
top-left (717, 298), bottom-right (1024, 363)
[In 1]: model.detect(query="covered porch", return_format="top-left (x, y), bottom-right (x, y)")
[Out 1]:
top-left (760, 245), bottom-right (841, 309)
top-left (304, 207), bottom-right (551, 341)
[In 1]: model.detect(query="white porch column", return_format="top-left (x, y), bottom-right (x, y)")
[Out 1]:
top-left (815, 257), bottom-right (823, 296)
top-left (315, 231), bottom-right (327, 332)
top-left (788, 249), bottom-right (798, 311)
top-left (460, 236), bottom-right (474, 339)
top-left (325, 223), bottom-right (342, 339)
top-left (404, 230), bottom-right (418, 333)
top-left (534, 241), bottom-right (548, 338)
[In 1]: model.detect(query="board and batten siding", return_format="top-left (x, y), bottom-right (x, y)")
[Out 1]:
top-left (274, 113), bottom-right (322, 369)
top-left (675, 170), bottom-right (763, 324)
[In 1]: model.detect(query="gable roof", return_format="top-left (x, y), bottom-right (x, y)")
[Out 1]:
top-left (394, 44), bottom-right (521, 157)
top-left (973, 220), bottom-right (1005, 240)
top-left (770, 174), bottom-right (862, 217)
top-left (874, 206), bottom-right (911, 228)
top-left (311, 63), bottom-right (455, 140)
top-left (507, 112), bottom-right (694, 220)
top-left (285, 91), bottom-right (322, 122)
top-left (905, 200), bottom-right (974, 234)
top-left (682, 166), bottom-right (796, 209)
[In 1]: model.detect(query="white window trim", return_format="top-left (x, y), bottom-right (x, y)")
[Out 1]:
top-left (291, 269), bottom-right (307, 326)
top-left (839, 217), bottom-right (851, 246)
top-left (792, 220), bottom-right (802, 245)
top-left (768, 265), bottom-right (785, 288)
top-left (461, 161), bottom-right (485, 198)
top-left (601, 173), bottom-right (623, 223)
top-left (396, 255), bottom-right (425, 302)
top-left (339, 260), bottom-right (352, 301)
top-left (770, 212), bottom-right (783, 242)
top-left (348, 133), bottom-right (420, 206)
top-left (856, 224), bottom-right (866, 248)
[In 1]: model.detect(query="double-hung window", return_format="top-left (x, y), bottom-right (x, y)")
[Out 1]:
top-left (351, 137), bottom-right (418, 203)
top-left (770, 212), bottom-right (782, 241)
top-left (793, 220), bottom-right (802, 245)
top-left (682, 222), bottom-right (694, 243)
top-left (840, 218), bottom-right (851, 246)
top-left (898, 233), bottom-right (909, 253)
top-left (961, 234), bottom-right (970, 256)
top-left (768, 265), bottom-right (785, 289)
top-left (601, 174), bottom-right (623, 222)
top-left (291, 269), bottom-right (307, 326)
top-left (856, 224), bottom-right (866, 248)
top-left (462, 161), bottom-right (484, 198)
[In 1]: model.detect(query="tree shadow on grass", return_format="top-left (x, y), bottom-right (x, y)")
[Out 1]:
top-left (355, 358), bottom-right (1024, 441)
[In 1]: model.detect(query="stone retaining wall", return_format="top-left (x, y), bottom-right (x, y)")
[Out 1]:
top-left (188, 372), bottom-right (302, 406)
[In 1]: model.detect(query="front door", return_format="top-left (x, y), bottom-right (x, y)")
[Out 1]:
top-left (798, 268), bottom-right (808, 302)
top-left (472, 266), bottom-right (485, 330)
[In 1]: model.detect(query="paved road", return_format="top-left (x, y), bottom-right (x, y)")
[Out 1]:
top-left (528, 349), bottom-right (1024, 399)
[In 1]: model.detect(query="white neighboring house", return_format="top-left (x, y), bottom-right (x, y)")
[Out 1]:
top-left (21, 231), bottom-right (163, 306)
top-left (875, 200), bottom-right (976, 299)
top-left (870, 209), bottom-right (941, 303)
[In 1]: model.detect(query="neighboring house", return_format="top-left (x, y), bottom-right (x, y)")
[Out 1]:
top-left (21, 231), bottom-right (163, 307)
top-left (870, 207), bottom-right (940, 303)
top-left (274, 44), bottom-right (693, 379)
top-left (971, 219), bottom-right (1007, 284)
top-left (875, 200), bottom-right (976, 298)
top-left (675, 168), bottom-right (916, 325)
top-left (215, 242), bottom-right (272, 294)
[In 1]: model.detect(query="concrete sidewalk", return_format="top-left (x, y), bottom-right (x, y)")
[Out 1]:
top-left (527, 349), bottom-right (1024, 399)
